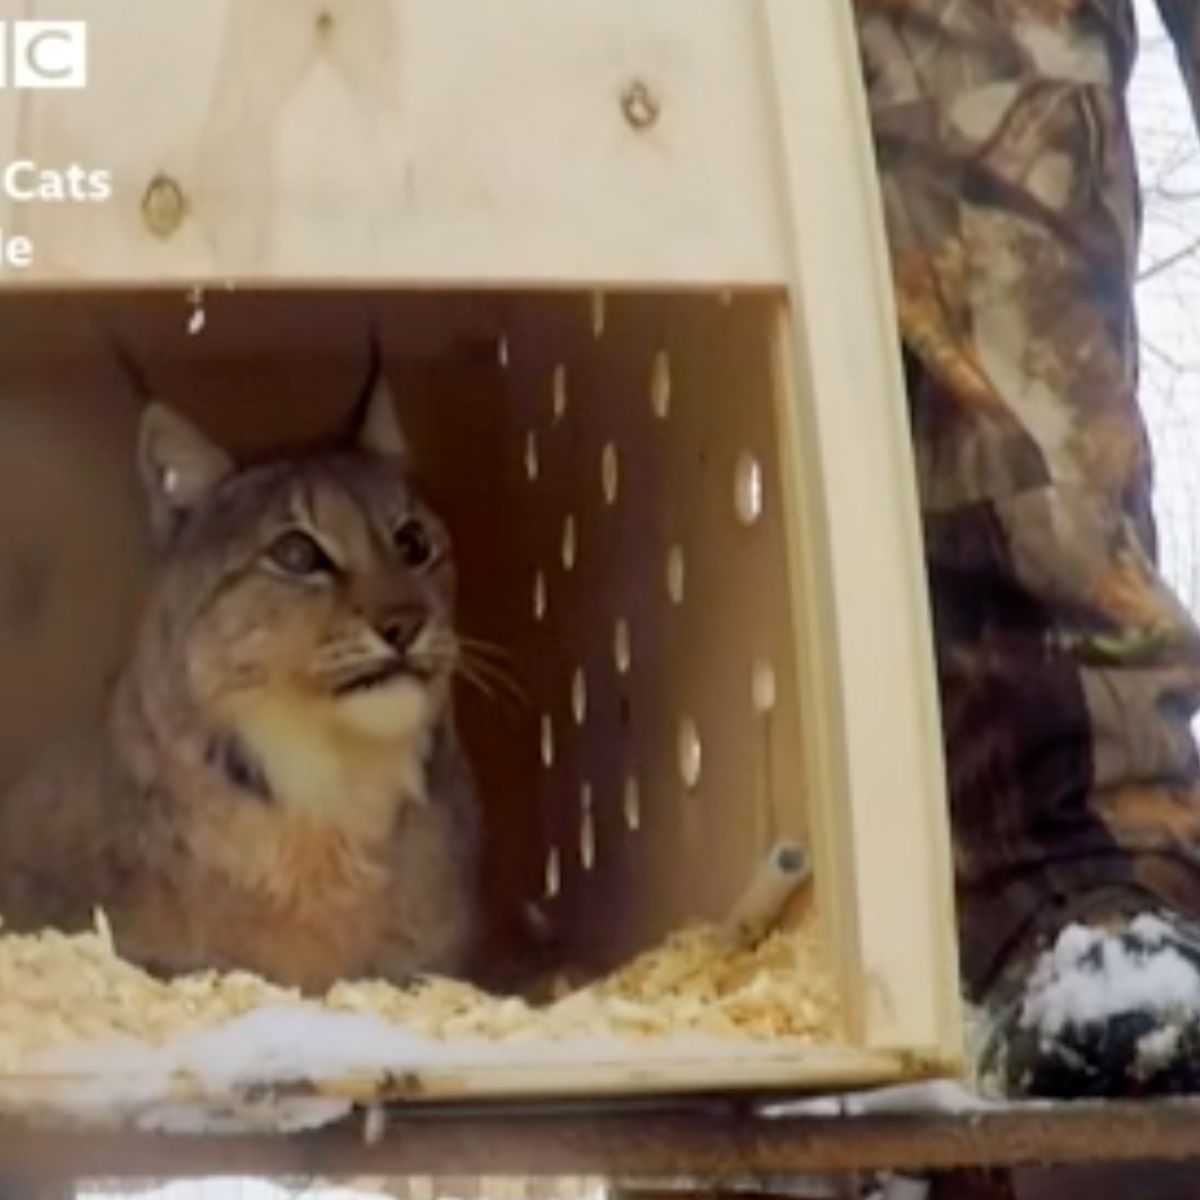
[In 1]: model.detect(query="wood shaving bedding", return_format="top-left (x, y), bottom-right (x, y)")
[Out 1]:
top-left (0, 920), bottom-right (295, 1072)
top-left (328, 921), bottom-right (839, 1042)
top-left (0, 909), bottom-right (841, 1075)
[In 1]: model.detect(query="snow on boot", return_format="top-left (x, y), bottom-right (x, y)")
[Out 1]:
top-left (978, 911), bottom-right (1200, 1098)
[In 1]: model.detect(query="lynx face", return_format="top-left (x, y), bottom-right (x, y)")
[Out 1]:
top-left (134, 383), bottom-right (460, 819)
top-left (170, 453), bottom-right (456, 735)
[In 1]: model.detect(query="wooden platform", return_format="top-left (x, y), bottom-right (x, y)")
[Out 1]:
top-left (5, 1099), bottom-right (1200, 1183)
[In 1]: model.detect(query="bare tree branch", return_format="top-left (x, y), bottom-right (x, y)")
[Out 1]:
top-left (1137, 233), bottom-right (1200, 281)
top-left (1146, 184), bottom-right (1200, 202)
top-left (1141, 335), bottom-right (1186, 373)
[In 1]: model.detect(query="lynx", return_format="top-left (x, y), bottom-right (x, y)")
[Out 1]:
top-left (0, 380), bottom-right (480, 993)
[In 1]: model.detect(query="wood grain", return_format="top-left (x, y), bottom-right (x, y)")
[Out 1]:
top-left (755, 0), bottom-right (959, 1061)
top-left (11, 0), bottom-right (783, 286)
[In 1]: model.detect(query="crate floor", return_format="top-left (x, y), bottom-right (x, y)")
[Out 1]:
top-left (0, 1004), bottom-right (910, 1131)
top-left (0, 913), bottom-right (900, 1131)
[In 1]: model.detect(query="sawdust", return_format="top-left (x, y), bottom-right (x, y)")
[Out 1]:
top-left (0, 908), bottom-right (841, 1073)
top-left (328, 920), bottom-right (840, 1042)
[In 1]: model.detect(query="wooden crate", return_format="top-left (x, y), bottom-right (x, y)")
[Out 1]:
top-left (0, 0), bottom-right (960, 1109)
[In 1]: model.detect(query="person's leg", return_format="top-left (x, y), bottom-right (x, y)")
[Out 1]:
top-left (856, 0), bottom-right (1200, 1092)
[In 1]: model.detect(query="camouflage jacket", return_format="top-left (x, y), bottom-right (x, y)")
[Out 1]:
top-left (856, 0), bottom-right (1200, 991)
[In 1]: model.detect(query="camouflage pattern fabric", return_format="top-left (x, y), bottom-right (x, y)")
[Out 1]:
top-left (855, 0), bottom-right (1200, 994)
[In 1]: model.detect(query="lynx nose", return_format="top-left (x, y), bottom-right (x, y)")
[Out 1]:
top-left (379, 606), bottom-right (425, 653)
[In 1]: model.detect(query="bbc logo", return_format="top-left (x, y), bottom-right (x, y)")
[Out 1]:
top-left (0, 21), bottom-right (86, 89)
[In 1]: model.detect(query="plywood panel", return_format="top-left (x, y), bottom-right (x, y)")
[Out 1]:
top-left (0, 1041), bottom-right (918, 1117)
top-left (503, 293), bottom-right (806, 965)
top-left (15, 0), bottom-right (783, 286)
top-left (0, 304), bottom-right (148, 787)
top-left (755, 0), bottom-right (960, 1064)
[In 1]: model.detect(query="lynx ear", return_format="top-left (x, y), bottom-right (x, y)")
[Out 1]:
top-left (357, 373), bottom-right (409, 461)
top-left (138, 403), bottom-right (234, 540)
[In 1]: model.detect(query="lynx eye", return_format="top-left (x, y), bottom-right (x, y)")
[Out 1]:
top-left (266, 530), bottom-right (335, 577)
top-left (394, 517), bottom-right (434, 569)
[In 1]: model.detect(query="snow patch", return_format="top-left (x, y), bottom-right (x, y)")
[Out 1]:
top-left (757, 1081), bottom-right (993, 1118)
top-left (1136, 1025), bottom-right (1183, 1074)
top-left (82, 1183), bottom-right (385, 1200)
top-left (1020, 921), bottom-right (1200, 1040)
top-left (1129, 913), bottom-right (1174, 945)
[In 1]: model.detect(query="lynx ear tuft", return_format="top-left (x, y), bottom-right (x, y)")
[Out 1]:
top-left (357, 373), bottom-right (409, 461)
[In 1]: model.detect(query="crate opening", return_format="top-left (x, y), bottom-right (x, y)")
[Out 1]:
top-left (0, 287), bottom-right (904, 1124)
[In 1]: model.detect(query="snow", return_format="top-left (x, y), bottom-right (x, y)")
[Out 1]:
top-left (877, 1179), bottom-right (931, 1200)
top-left (1128, 914), bottom-right (1174, 945)
top-left (1136, 1024), bottom-right (1182, 1072)
top-left (81, 1184), bottom-right (387, 1200)
top-left (756, 1081), bottom-right (993, 1118)
top-left (362, 1103), bottom-right (386, 1144)
top-left (81, 1181), bottom-right (605, 1200)
top-left (1019, 922), bottom-right (1200, 1040)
